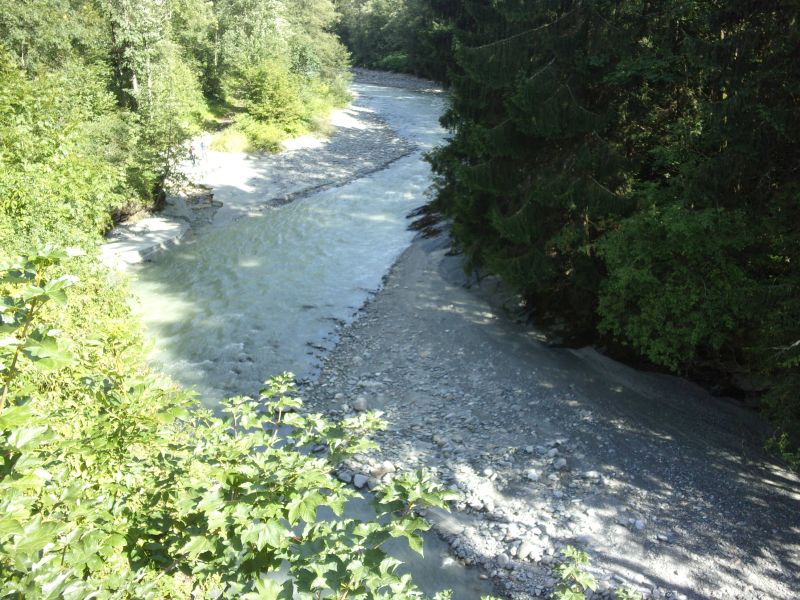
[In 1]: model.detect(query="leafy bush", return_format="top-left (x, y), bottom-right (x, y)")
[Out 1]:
top-left (0, 51), bottom-right (127, 246)
top-left (240, 61), bottom-right (306, 127)
top-left (211, 127), bottom-right (251, 153)
top-left (553, 546), bottom-right (641, 600)
top-left (598, 207), bottom-right (753, 372)
top-left (553, 546), bottom-right (598, 600)
top-left (235, 114), bottom-right (291, 152)
top-left (376, 52), bottom-right (410, 73)
top-left (0, 248), bottom-right (466, 599)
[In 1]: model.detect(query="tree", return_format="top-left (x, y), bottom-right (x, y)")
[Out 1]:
top-left (427, 0), bottom-right (800, 454)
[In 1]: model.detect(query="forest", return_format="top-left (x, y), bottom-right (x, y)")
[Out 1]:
top-left (1, 0), bottom-right (798, 598)
top-left (336, 0), bottom-right (800, 460)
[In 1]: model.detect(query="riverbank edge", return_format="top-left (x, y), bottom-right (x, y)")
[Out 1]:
top-left (100, 70), bottom-right (440, 272)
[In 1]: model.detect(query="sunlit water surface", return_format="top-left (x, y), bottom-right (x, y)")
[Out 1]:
top-left (130, 84), bottom-right (446, 405)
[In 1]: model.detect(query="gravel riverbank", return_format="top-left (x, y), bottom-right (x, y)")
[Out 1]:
top-left (303, 229), bottom-right (800, 600)
top-left (101, 72), bottom-right (430, 270)
top-left (296, 70), bottom-right (800, 599)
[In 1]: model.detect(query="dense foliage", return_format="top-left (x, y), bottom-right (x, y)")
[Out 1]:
top-left (0, 0), bottom-right (350, 244)
top-left (420, 0), bottom-right (800, 455)
top-left (3, 2), bottom-right (799, 596)
top-left (0, 3), bottom-right (476, 597)
top-left (0, 250), bottom-right (467, 598)
top-left (334, 0), bottom-right (456, 81)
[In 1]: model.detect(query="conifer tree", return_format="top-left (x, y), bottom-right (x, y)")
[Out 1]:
top-left (428, 0), bottom-right (800, 448)
top-left (430, 1), bottom-right (638, 331)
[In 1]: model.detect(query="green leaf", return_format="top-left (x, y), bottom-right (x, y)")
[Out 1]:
top-left (389, 517), bottom-right (430, 556)
top-left (251, 576), bottom-right (285, 600)
top-left (43, 275), bottom-right (79, 306)
top-left (553, 584), bottom-right (585, 600)
top-left (0, 403), bottom-right (34, 429)
top-left (287, 491), bottom-right (323, 524)
top-left (21, 285), bottom-right (46, 302)
top-left (242, 520), bottom-right (289, 551)
top-left (0, 515), bottom-right (23, 538)
top-left (575, 571), bottom-right (597, 591)
top-left (15, 517), bottom-right (63, 554)
top-left (22, 332), bottom-right (73, 370)
top-left (40, 571), bottom-right (70, 600)
top-left (178, 535), bottom-right (214, 558)
top-left (7, 425), bottom-right (52, 450)
top-left (407, 532), bottom-right (424, 555)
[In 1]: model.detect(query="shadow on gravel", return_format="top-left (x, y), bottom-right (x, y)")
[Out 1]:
top-left (375, 247), bottom-right (800, 599)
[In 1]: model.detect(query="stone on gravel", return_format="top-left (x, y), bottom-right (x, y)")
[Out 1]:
top-left (496, 553), bottom-right (512, 569)
top-left (353, 473), bottom-right (368, 489)
top-left (351, 396), bottom-right (368, 412)
top-left (517, 541), bottom-right (537, 560)
top-left (371, 460), bottom-right (396, 478)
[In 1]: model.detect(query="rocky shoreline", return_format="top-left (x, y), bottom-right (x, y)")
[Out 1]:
top-left (302, 231), bottom-right (800, 600)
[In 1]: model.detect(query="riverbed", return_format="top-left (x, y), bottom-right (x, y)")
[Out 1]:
top-left (129, 82), bottom-right (446, 403)
top-left (124, 75), bottom-right (495, 598)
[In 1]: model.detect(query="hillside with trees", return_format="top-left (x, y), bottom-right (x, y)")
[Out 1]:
top-left (1, 0), bottom-right (350, 254)
top-left (1, 1), bottom-right (799, 598)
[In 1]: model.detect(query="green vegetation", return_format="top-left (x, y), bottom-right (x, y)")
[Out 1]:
top-left (3, 0), bottom-right (800, 596)
top-left (0, 249), bottom-right (470, 598)
top-left (553, 546), bottom-right (598, 600)
top-left (553, 546), bottom-right (641, 600)
top-left (349, 1), bottom-right (798, 460)
top-left (334, 0), bottom-right (800, 462)
top-left (334, 0), bottom-right (456, 81)
top-left (211, 0), bottom-right (351, 152)
top-left (0, 0), bottom-right (349, 249)
top-left (0, 2), bottom-right (467, 597)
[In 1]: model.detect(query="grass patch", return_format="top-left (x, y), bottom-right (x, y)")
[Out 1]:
top-left (207, 73), bottom-right (351, 154)
top-left (210, 127), bottom-right (250, 152)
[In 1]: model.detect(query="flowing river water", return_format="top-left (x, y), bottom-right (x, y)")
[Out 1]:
top-left (130, 83), bottom-right (445, 403)
top-left (126, 82), bottom-right (494, 597)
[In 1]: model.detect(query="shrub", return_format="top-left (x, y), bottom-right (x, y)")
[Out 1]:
top-left (235, 114), bottom-right (290, 152)
top-left (210, 127), bottom-right (250, 153)
top-left (597, 206), bottom-right (753, 372)
top-left (553, 546), bottom-right (642, 600)
top-left (376, 52), bottom-right (410, 73)
top-left (0, 248), bottom-right (464, 599)
top-left (240, 61), bottom-right (306, 127)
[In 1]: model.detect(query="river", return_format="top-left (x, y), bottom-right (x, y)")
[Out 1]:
top-left (129, 83), bottom-right (446, 405)
top-left (126, 80), bottom-right (494, 598)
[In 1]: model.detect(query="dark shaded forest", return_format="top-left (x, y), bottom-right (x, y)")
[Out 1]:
top-left (336, 0), bottom-right (800, 464)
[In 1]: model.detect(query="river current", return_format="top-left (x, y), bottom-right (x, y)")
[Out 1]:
top-left (129, 84), bottom-right (446, 405)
